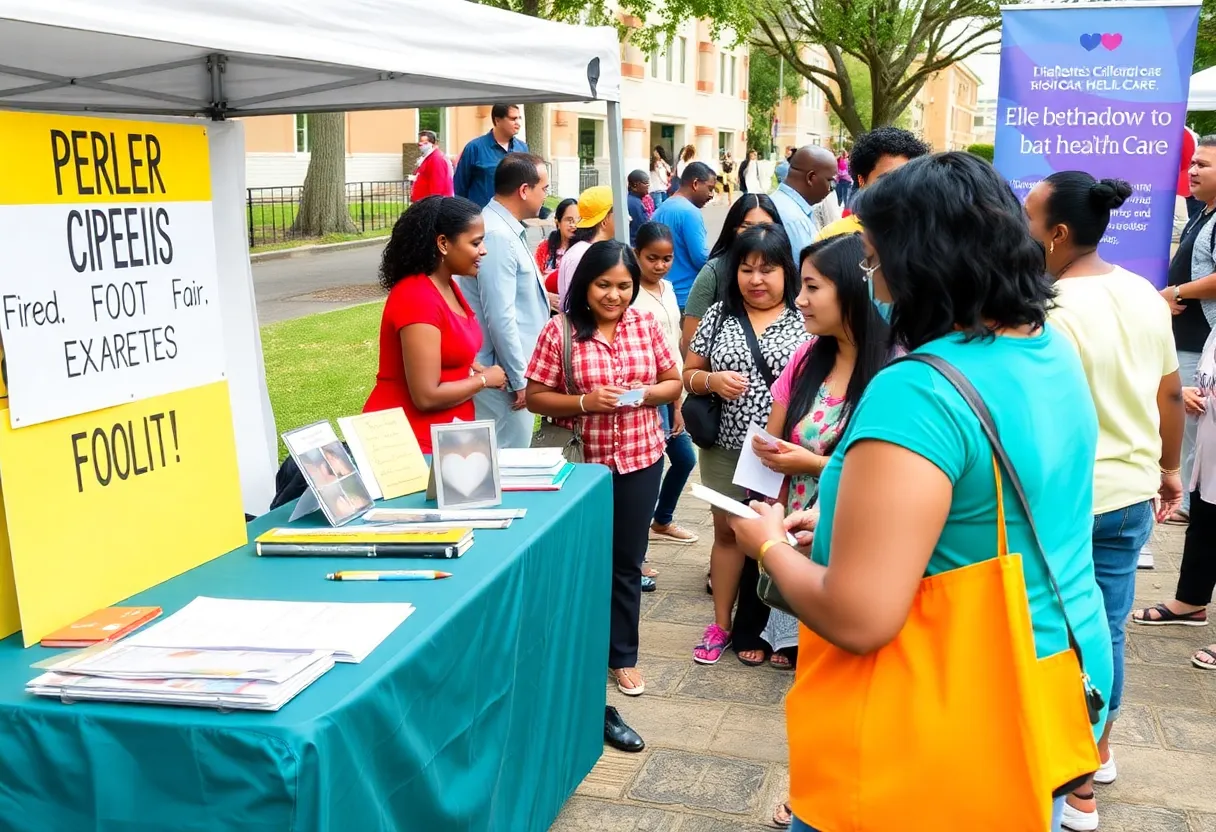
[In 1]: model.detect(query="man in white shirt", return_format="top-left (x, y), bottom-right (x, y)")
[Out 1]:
top-left (769, 145), bottom-right (838, 263)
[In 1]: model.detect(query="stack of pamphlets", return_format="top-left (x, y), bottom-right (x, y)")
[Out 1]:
top-left (26, 644), bottom-right (334, 711)
top-left (123, 596), bottom-right (416, 663)
top-left (254, 526), bottom-right (474, 558)
top-left (498, 448), bottom-right (574, 491)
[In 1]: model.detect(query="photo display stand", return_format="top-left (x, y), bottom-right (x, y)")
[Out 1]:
top-left (282, 421), bottom-right (374, 526)
top-left (428, 420), bottom-right (503, 510)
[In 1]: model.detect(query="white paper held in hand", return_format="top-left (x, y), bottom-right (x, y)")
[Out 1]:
top-left (731, 424), bottom-right (785, 499)
top-left (689, 484), bottom-right (799, 546)
top-left (615, 388), bottom-right (645, 407)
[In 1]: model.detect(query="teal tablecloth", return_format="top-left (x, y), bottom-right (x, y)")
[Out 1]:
top-left (0, 465), bottom-right (612, 832)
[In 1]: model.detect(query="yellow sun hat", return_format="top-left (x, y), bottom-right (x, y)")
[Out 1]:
top-left (575, 185), bottom-right (614, 228)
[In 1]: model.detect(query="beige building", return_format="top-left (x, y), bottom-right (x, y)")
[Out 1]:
top-left (239, 15), bottom-right (749, 198)
top-left (772, 46), bottom-right (835, 152)
top-left (916, 61), bottom-right (981, 151)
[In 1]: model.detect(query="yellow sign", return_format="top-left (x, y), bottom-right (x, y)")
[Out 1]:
top-left (0, 381), bottom-right (246, 645)
top-left (339, 410), bottom-right (428, 500)
top-left (0, 490), bottom-right (18, 641)
top-left (0, 112), bottom-right (211, 205)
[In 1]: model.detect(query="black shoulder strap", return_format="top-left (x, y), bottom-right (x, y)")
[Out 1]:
top-left (738, 314), bottom-right (777, 388)
top-left (895, 352), bottom-right (1091, 682)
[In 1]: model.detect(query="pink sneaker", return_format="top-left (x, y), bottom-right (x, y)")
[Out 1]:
top-left (693, 624), bottom-right (732, 665)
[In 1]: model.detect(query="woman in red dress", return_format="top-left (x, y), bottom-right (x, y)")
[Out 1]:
top-left (365, 196), bottom-right (507, 453)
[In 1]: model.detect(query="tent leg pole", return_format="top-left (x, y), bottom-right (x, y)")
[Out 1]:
top-left (606, 101), bottom-right (628, 245)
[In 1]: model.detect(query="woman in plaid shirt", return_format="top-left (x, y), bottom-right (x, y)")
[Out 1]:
top-left (526, 240), bottom-right (684, 697)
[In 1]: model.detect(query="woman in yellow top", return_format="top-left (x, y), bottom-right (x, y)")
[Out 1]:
top-left (1026, 172), bottom-right (1184, 831)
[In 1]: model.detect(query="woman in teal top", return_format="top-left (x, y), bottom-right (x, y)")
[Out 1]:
top-left (730, 153), bottom-right (1112, 832)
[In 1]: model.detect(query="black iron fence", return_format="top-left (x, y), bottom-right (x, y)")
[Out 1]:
top-left (246, 179), bottom-right (412, 249)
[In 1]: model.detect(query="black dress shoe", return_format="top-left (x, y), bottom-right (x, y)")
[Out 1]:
top-left (604, 706), bottom-right (645, 752)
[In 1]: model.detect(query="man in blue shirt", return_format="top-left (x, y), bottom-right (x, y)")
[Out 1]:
top-left (651, 162), bottom-right (716, 310)
top-left (455, 153), bottom-right (550, 448)
top-left (453, 104), bottom-right (529, 208)
top-left (769, 144), bottom-right (836, 263)
top-left (627, 170), bottom-right (650, 246)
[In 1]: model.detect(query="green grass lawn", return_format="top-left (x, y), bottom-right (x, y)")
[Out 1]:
top-left (261, 302), bottom-right (382, 459)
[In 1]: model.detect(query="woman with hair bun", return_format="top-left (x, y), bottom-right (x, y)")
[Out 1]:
top-left (364, 195), bottom-right (508, 454)
top-left (1026, 171), bottom-right (1185, 831)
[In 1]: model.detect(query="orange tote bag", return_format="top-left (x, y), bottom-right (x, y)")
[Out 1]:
top-left (785, 354), bottom-right (1102, 832)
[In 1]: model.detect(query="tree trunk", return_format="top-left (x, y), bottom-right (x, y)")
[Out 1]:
top-left (292, 112), bottom-right (357, 238)
top-left (523, 102), bottom-right (548, 158)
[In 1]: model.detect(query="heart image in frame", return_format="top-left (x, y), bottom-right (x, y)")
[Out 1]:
top-left (441, 451), bottom-right (491, 497)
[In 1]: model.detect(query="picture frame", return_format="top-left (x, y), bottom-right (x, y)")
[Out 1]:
top-left (282, 421), bottom-right (374, 526)
top-left (429, 420), bottom-right (502, 510)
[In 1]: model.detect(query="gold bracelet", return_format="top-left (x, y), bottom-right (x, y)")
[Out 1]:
top-left (1161, 465), bottom-right (1181, 475)
top-left (757, 538), bottom-right (786, 573)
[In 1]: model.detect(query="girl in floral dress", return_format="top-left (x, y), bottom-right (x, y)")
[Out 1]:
top-left (752, 234), bottom-right (894, 672)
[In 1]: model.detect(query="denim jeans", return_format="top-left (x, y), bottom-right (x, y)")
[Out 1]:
top-left (792, 797), bottom-right (1066, 831)
top-left (1179, 348), bottom-right (1201, 513)
top-left (1093, 500), bottom-right (1154, 717)
top-left (650, 190), bottom-right (667, 207)
top-left (654, 404), bottom-right (697, 525)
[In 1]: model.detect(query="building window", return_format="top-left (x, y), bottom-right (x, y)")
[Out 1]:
top-left (650, 48), bottom-right (660, 79)
top-left (730, 56), bottom-right (737, 95)
top-left (679, 36), bottom-right (687, 84)
top-left (665, 39), bottom-right (674, 82)
top-left (294, 114), bottom-right (309, 153)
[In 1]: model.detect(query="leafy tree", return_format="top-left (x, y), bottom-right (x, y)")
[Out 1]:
top-left (748, 0), bottom-right (1001, 138)
top-left (1189, 0), bottom-right (1216, 135)
top-left (966, 142), bottom-right (995, 162)
top-left (746, 49), bottom-right (804, 153)
top-left (825, 53), bottom-right (911, 142)
top-left (291, 113), bottom-right (357, 238)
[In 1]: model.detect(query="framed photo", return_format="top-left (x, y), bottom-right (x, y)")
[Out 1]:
top-left (282, 421), bottom-right (374, 526)
top-left (430, 420), bottom-right (502, 510)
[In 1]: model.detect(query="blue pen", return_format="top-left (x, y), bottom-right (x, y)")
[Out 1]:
top-left (326, 570), bottom-right (452, 581)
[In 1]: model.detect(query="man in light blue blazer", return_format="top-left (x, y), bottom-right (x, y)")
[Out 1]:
top-left (456, 153), bottom-right (551, 448)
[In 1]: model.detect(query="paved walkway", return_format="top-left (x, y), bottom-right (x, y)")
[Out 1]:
top-left (251, 201), bottom-right (734, 324)
top-left (551, 485), bottom-right (1216, 831)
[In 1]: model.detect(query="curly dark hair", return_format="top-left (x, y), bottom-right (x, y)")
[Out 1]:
top-left (848, 127), bottom-right (931, 183)
top-left (379, 195), bottom-right (482, 291)
top-left (852, 152), bottom-right (1054, 350)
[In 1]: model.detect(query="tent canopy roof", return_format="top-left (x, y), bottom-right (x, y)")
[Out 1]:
top-left (1191, 66), bottom-right (1216, 113)
top-left (0, 0), bottom-right (621, 119)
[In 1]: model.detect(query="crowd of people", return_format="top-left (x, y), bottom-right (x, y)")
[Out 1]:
top-left (363, 103), bottom-right (1216, 830)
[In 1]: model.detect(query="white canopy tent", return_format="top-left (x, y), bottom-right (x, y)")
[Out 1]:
top-left (1190, 66), bottom-right (1216, 112)
top-left (0, 0), bottom-right (626, 514)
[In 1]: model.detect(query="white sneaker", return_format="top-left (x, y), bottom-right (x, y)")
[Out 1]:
top-left (1094, 752), bottom-right (1117, 784)
top-left (1060, 801), bottom-right (1100, 831)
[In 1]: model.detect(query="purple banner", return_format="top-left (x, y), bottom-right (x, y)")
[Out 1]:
top-left (995, 1), bottom-right (1200, 287)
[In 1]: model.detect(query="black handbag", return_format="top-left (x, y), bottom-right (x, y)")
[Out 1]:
top-left (682, 313), bottom-right (725, 449)
top-left (531, 315), bottom-right (586, 463)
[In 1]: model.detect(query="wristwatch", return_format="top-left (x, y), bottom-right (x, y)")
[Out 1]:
top-left (1174, 285), bottom-right (1183, 303)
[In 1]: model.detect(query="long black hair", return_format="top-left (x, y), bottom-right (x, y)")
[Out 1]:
top-left (1041, 172), bottom-right (1132, 248)
top-left (851, 152), bottom-right (1053, 350)
top-left (721, 224), bottom-right (798, 318)
top-left (651, 145), bottom-right (672, 171)
top-left (563, 240), bottom-right (642, 340)
top-left (379, 195), bottom-right (482, 291)
top-left (781, 235), bottom-right (890, 440)
top-left (709, 193), bottom-right (783, 260)
top-left (543, 198), bottom-right (578, 269)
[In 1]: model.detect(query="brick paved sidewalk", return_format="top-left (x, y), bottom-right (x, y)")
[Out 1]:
top-left (551, 482), bottom-right (1216, 832)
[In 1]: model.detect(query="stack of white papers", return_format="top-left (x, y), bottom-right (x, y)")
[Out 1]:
top-left (26, 645), bottom-right (335, 711)
top-left (124, 596), bottom-right (416, 663)
top-left (499, 448), bottom-right (571, 490)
